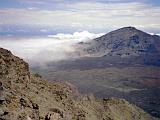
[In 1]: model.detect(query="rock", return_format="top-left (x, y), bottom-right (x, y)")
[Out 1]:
top-left (49, 108), bottom-right (63, 118)
top-left (45, 114), bottom-right (51, 120)
top-left (0, 109), bottom-right (4, 116)
top-left (0, 47), bottom-right (157, 120)
top-left (20, 98), bottom-right (31, 107)
top-left (32, 102), bottom-right (39, 110)
top-left (0, 82), bottom-right (5, 105)
top-left (27, 115), bottom-right (32, 120)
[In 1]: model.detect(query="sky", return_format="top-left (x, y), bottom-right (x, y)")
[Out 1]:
top-left (0, 0), bottom-right (160, 66)
top-left (0, 0), bottom-right (160, 33)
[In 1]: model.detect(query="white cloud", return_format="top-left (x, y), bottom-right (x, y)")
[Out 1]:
top-left (48, 31), bottom-right (104, 42)
top-left (0, 2), bottom-right (160, 30)
top-left (0, 31), bottom-right (104, 66)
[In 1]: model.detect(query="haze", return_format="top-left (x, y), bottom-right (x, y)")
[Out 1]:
top-left (0, 31), bottom-right (104, 66)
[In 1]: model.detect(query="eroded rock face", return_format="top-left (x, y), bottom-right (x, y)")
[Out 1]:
top-left (0, 47), bottom-right (158, 120)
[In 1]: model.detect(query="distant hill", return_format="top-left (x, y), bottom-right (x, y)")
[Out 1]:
top-left (75, 27), bottom-right (160, 66)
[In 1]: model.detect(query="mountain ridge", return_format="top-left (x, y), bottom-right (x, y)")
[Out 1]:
top-left (75, 27), bottom-right (160, 66)
top-left (0, 47), bottom-right (158, 120)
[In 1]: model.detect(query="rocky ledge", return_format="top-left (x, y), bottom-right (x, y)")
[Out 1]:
top-left (0, 47), bottom-right (158, 120)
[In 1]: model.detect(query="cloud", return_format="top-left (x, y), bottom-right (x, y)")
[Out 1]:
top-left (0, 1), bottom-right (160, 31)
top-left (0, 31), bottom-right (104, 66)
top-left (48, 31), bottom-right (104, 41)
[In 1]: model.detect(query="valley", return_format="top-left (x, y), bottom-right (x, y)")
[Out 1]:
top-left (32, 65), bottom-right (160, 118)
top-left (32, 27), bottom-right (160, 118)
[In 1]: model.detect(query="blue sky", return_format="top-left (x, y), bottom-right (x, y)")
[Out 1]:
top-left (0, 0), bottom-right (160, 33)
top-left (0, 0), bottom-right (160, 8)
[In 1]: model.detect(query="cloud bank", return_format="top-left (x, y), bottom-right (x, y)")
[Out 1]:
top-left (0, 31), bottom-right (104, 66)
top-left (0, 1), bottom-right (160, 32)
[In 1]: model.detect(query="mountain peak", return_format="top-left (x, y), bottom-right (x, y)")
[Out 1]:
top-left (115, 26), bottom-right (144, 33)
top-left (76, 27), bottom-right (160, 65)
top-left (104, 26), bottom-right (148, 37)
top-left (118, 26), bottom-right (137, 30)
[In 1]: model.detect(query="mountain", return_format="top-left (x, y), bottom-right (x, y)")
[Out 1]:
top-left (75, 26), bottom-right (160, 66)
top-left (30, 27), bottom-right (160, 119)
top-left (0, 48), bottom-right (158, 120)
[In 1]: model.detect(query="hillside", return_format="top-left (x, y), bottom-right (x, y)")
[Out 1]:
top-left (0, 48), bottom-right (158, 120)
top-left (75, 27), bottom-right (160, 66)
top-left (30, 27), bottom-right (160, 118)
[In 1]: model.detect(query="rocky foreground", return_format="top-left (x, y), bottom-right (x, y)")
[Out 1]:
top-left (0, 47), bottom-right (158, 120)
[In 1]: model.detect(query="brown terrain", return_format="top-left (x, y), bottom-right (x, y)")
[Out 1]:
top-left (0, 47), bottom-right (159, 120)
top-left (32, 27), bottom-right (160, 118)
